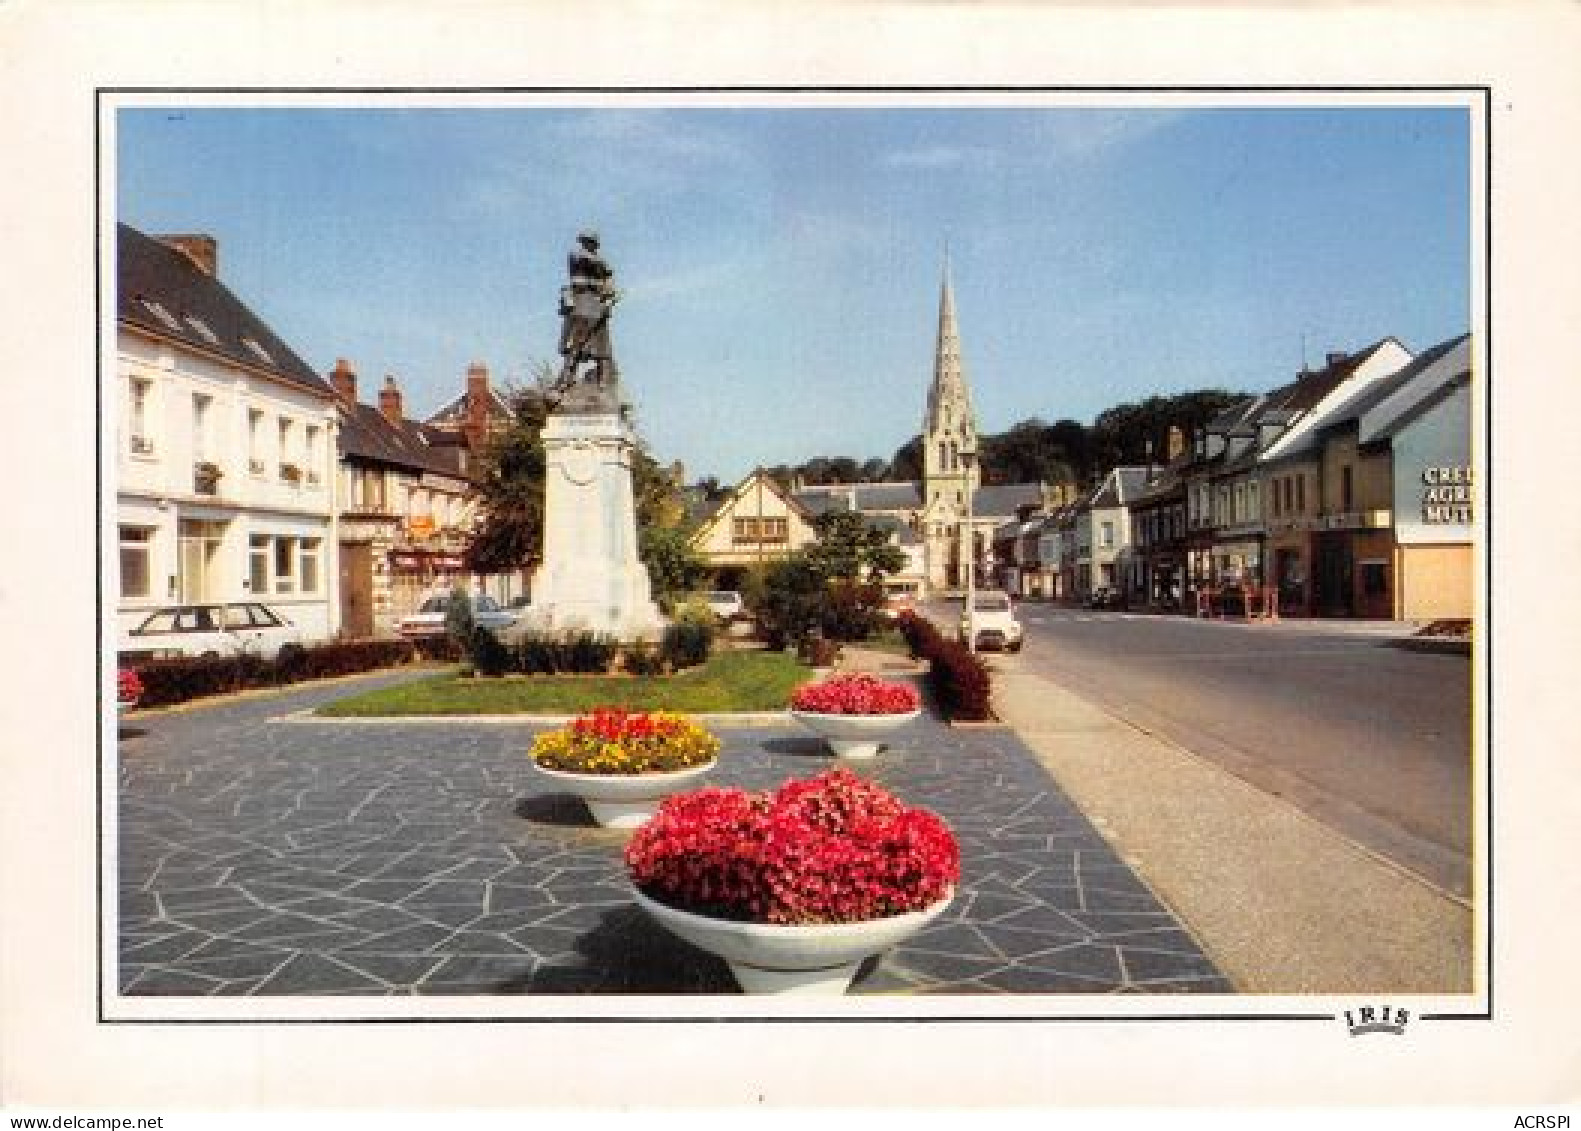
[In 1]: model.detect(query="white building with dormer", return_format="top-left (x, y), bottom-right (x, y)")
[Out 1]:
top-left (113, 224), bottom-right (340, 640)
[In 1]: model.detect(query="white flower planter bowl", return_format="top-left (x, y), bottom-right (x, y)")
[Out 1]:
top-left (631, 886), bottom-right (954, 995)
top-left (788, 708), bottom-right (922, 759)
top-left (532, 759), bottom-right (717, 830)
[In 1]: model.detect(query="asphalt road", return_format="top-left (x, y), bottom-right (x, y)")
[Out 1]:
top-left (966, 604), bottom-right (1475, 901)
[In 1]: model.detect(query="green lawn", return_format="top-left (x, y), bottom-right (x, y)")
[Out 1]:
top-left (317, 649), bottom-right (814, 717)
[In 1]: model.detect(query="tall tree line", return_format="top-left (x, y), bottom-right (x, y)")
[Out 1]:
top-left (764, 388), bottom-right (1246, 491)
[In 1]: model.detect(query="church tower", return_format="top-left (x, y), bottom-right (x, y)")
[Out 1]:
top-left (921, 257), bottom-right (981, 590)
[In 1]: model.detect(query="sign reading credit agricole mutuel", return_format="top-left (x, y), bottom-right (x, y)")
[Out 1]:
top-left (1421, 464), bottom-right (1473, 525)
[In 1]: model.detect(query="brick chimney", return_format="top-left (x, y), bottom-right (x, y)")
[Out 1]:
top-left (378, 375), bottom-right (404, 425)
top-left (463, 361), bottom-right (490, 449)
top-left (330, 358), bottom-right (358, 405)
top-left (157, 234), bottom-right (218, 276)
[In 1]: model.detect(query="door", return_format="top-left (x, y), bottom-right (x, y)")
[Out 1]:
top-left (1313, 532), bottom-right (1355, 617)
top-left (177, 519), bottom-right (225, 602)
top-left (339, 542), bottom-right (374, 639)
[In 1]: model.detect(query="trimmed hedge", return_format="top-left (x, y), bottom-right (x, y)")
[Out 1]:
top-left (896, 611), bottom-right (994, 722)
top-left (462, 627), bottom-right (714, 678)
top-left (132, 639), bottom-right (418, 709)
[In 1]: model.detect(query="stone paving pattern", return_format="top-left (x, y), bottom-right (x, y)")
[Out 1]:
top-left (117, 671), bottom-right (1230, 996)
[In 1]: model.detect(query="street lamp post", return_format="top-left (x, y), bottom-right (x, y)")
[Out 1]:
top-left (960, 441), bottom-right (978, 653)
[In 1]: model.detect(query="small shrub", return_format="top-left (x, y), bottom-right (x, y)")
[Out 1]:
top-left (567, 633), bottom-right (618, 674)
top-left (444, 586), bottom-right (475, 647)
top-left (470, 626), bottom-right (512, 677)
top-left (512, 631), bottom-right (618, 675)
top-left (661, 622), bottom-right (713, 671)
top-left (819, 580), bottom-right (886, 642)
top-left (927, 638), bottom-right (993, 722)
top-left (623, 645), bottom-right (666, 677)
top-left (514, 633), bottom-right (560, 674)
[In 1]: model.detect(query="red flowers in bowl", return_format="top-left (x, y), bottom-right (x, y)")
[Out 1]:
top-left (624, 768), bottom-right (960, 925)
top-left (790, 672), bottom-right (920, 716)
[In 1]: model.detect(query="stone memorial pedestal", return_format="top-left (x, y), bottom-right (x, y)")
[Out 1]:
top-left (513, 398), bottom-right (666, 642)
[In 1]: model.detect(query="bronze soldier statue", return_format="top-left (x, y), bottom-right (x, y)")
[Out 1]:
top-left (557, 230), bottom-right (618, 387)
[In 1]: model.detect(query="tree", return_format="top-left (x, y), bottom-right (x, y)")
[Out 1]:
top-left (805, 510), bottom-right (907, 582)
top-left (888, 434), bottom-right (923, 481)
top-left (463, 368), bottom-right (693, 582)
top-left (463, 383), bottom-right (550, 574)
top-left (640, 525), bottom-right (707, 607)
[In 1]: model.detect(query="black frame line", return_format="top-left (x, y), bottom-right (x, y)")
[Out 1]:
top-left (95, 83), bottom-right (1493, 1028)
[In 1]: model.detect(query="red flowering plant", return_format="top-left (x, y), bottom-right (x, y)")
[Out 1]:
top-left (624, 768), bottom-right (960, 924)
top-left (789, 671), bottom-right (920, 716)
top-left (531, 707), bottom-right (720, 775)
top-left (116, 668), bottom-right (143, 710)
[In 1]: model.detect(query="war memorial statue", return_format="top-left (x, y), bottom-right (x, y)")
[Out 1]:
top-left (511, 231), bottom-right (664, 640)
top-left (546, 230), bottom-right (623, 414)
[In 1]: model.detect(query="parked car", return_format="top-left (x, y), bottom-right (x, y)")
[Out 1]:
top-left (698, 590), bottom-right (746, 623)
top-left (396, 589), bottom-right (518, 641)
top-left (958, 590), bottom-right (1024, 652)
top-left (116, 668), bottom-right (143, 711)
top-left (118, 602), bottom-right (306, 662)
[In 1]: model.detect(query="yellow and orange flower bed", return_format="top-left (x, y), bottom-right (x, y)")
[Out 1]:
top-left (530, 707), bottom-right (721, 775)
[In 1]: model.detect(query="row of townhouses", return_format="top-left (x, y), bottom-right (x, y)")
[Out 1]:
top-left (992, 335), bottom-right (1474, 621)
top-left (113, 224), bottom-right (520, 641)
top-left (114, 221), bottom-right (1473, 640)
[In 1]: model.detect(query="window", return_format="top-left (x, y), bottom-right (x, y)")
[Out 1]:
top-left (246, 604), bottom-right (283, 627)
top-left (249, 534), bottom-right (270, 593)
top-left (1101, 521), bottom-right (1115, 549)
top-left (1341, 465), bottom-right (1354, 511)
top-left (184, 314), bottom-right (219, 345)
top-left (731, 516), bottom-right (786, 544)
top-left (223, 604), bottom-right (254, 629)
top-left (1296, 474), bottom-right (1305, 513)
top-left (241, 337), bottom-right (273, 364)
top-left (274, 537), bottom-right (296, 593)
top-left (248, 409), bottom-right (265, 475)
top-left (192, 393), bottom-right (212, 459)
top-left (119, 526), bottom-right (153, 598)
top-left (304, 426), bottom-right (321, 485)
top-left (299, 538), bottom-right (321, 594)
top-left (140, 298), bottom-right (181, 333)
top-left (129, 378), bottom-right (154, 453)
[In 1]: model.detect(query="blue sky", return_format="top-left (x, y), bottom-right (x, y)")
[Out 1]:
top-left (116, 102), bottom-right (1470, 483)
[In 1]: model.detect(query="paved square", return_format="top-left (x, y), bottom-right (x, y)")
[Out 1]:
top-left (117, 672), bottom-right (1229, 996)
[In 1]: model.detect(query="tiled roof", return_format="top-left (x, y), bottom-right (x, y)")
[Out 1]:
top-left (338, 400), bottom-right (467, 478)
top-left (793, 482), bottom-right (925, 513)
top-left (117, 224), bottom-right (332, 398)
top-left (1273, 334), bottom-right (1468, 459)
top-left (426, 386), bottom-right (514, 428)
top-left (973, 483), bottom-right (1044, 517)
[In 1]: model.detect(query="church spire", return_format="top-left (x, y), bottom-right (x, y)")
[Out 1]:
top-left (922, 253), bottom-right (979, 487)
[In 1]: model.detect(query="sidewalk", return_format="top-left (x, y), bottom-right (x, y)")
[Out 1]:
top-left (841, 642), bottom-right (1474, 994)
top-left (988, 658), bottom-right (1474, 994)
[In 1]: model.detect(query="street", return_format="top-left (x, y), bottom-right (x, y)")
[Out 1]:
top-left (957, 604), bottom-right (1474, 901)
